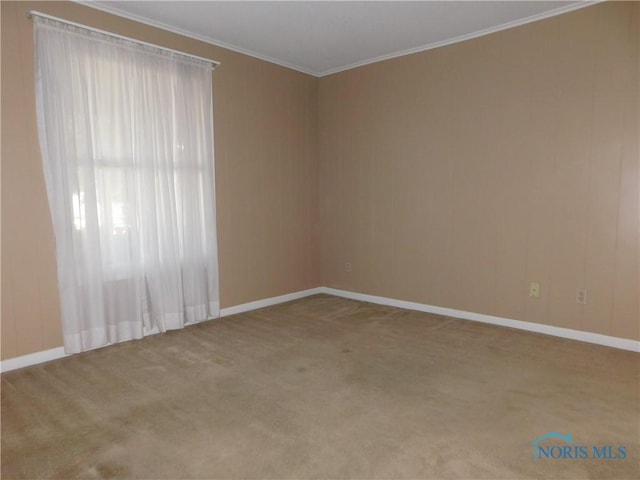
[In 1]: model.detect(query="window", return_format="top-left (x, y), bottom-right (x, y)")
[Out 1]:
top-left (34, 15), bottom-right (219, 353)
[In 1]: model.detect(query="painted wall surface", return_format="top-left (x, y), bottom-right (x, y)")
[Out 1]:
top-left (318, 2), bottom-right (639, 340)
top-left (2, 1), bottom-right (638, 361)
top-left (1, 1), bottom-right (319, 359)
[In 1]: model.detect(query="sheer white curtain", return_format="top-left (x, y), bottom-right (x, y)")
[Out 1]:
top-left (34, 17), bottom-right (219, 354)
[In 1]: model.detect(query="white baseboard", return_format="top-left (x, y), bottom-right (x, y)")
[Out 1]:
top-left (320, 287), bottom-right (640, 353)
top-left (220, 287), bottom-right (324, 317)
top-left (2, 285), bottom-right (637, 373)
top-left (0, 287), bottom-right (324, 373)
top-left (0, 347), bottom-right (70, 374)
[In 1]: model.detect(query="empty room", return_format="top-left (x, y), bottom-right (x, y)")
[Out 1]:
top-left (1, 1), bottom-right (638, 478)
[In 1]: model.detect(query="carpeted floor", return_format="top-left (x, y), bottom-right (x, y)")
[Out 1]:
top-left (1, 294), bottom-right (638, 479)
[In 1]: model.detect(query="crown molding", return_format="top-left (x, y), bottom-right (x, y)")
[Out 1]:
top-left (318, 1), bottom-right (603, 76)
top-left (75, 0), bottom-right (602, 78)
top-left (73, 1), bottom-right (316, 76)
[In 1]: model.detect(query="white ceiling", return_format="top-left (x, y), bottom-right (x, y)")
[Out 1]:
top-left (85, 1), bottom-right (595, 76)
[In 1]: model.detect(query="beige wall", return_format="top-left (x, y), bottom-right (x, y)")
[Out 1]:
top-left (2, 1), bottom-right (638, 361)
top-left (1, 1), bottom-right (319, 359)
top-left (318, 1), bottom-right (639, 340)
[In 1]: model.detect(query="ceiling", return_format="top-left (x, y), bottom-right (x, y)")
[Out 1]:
top-left (84, 1), bottom-right (595, 77)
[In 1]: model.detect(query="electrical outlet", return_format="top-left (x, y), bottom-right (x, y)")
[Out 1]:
top-left (344, 262), bottom-right (352, 273)
top-left (576, 288), bottom-right (587, 305)
top-left (529, 282), bottom-right (540, 298)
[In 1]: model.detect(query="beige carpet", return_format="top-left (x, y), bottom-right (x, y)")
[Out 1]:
top-left (2, 294), bottom-right (638, 479)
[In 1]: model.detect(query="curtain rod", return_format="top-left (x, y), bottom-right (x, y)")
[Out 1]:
top-left (27, 10), bottom-right (221, 69)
